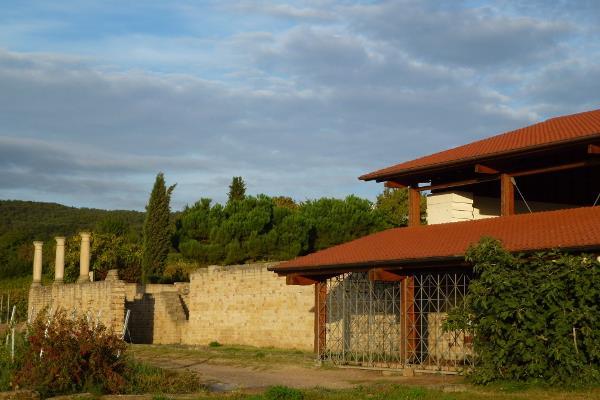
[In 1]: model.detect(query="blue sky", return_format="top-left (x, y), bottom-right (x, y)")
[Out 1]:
top-left (0, 0), bottom-right (598, 210)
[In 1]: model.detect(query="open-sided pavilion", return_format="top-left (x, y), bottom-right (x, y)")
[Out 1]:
top-left (270, 109), bottom-right (600, 372)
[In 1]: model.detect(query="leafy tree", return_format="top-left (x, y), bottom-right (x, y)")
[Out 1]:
top-left (375, 188), bottom-right (426, 227)
top-left (299, 195), bottom-right (387, 251)
top-left (272, 196), bottom-right (298, 210)
top-left (227, 176), bottom-right (246, 203)
top-left (142, 173), bottom-right (176, 283)
top-left (63, 233), bottom-right (142, 283)
top-left (96, 216), bottom-right (128, 236)
top-left (446, 237), bottom-right (600, 385)
top-left (175, 193), bottom-right (390, 266)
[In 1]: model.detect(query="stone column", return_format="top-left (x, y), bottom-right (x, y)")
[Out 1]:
top-left (54, 237), bottom-right (66, 284)
top-left (32, 241), bottom-right (43, 287)
top-left (78, 232), bottom-right (91, 283)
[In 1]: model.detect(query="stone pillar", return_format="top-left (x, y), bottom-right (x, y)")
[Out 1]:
top-left (54, 237), bottom-right (66, 284)
top-left (78, 232), bottom-right (91, 283)
top-left (32, 241), bottom-right (43, 287)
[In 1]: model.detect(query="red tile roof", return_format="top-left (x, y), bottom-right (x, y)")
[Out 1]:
top-left (360, 109), bottom-right (600, 181)
top-left (271, 207), bottom-right (600, 273)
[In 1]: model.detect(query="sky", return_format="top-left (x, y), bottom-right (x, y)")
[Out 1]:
top-left (0, 0), bottom-right (598, 211)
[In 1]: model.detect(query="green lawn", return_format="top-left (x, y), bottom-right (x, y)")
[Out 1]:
top-left (183, 383), bottom-right (600, 400)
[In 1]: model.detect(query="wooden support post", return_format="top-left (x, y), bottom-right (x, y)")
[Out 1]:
top-left (408, 187), bottom-right (421, 226)
top-left (314, 281), bottom-right (327, 356)
top-left (500, 173), bottom-right (514, 216)
top-left (401, 276), bottom-right (417, 363)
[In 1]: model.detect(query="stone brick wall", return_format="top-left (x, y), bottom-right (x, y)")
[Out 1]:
top-left (27, 263), bottom-right (315, 351)
top-left (28, 274), bottom-right (126, 333)
top-left (125, 283), bottom-right (189, 345)
top-left (185, 263), bottom-right (315, 350)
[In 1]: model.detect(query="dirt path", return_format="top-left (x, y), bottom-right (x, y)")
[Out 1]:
top-left (132, 346), bottom-right (463, 392)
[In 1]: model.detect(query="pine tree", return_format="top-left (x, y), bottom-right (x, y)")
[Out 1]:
top-left (228, 176), bottom-right (246, 203)
top-left (142, 172), bottom-right (176, 283)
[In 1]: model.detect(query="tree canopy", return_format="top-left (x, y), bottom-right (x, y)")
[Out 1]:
top-left (227, 176), bottom-right (246, 203)
top-left (142, 173), bottom-right (176, 283)
top-left (176, 194), bottom-right (394, 266)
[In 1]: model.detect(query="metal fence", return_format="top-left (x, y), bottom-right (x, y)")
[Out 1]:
top-left (320, 271), bottom-right (474, 372)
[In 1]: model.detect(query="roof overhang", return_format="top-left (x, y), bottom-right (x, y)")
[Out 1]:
top-left (360, 134), bottom-right (600, 183)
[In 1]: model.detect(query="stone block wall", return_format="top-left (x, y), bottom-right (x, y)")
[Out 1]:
top-left (124, 282), bottom-right (189, 344)
top-left (185, 263), bottom-right (315, 350)
top-left (27, 263), bottom-right (315, 351)
top-left (427, 191), bottom-right (577, 225)
top-left (28, 274), bottom-right (126, 333)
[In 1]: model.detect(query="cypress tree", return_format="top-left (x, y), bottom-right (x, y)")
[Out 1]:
top-left (142, 172), bottom-right (176, 283)
top-left (228, 176), bottom-right (246, 203)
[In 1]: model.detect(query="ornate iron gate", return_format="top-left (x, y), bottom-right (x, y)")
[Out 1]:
top-left (320, 271), bottom-right (474, 371)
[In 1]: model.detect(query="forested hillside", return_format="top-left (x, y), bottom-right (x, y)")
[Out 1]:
top-left (0, 200), bottom-right (144, 279)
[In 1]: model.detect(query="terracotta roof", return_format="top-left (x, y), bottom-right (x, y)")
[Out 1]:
top-left (360, 109), bottom-right (600, 181)
top-left (271, 206), bottom-right (600, 273)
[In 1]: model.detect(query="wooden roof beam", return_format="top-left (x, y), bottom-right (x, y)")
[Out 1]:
top-left (384, 180), bottom-right (408, 189)
top-left (286, 274), bottom-right (319, 285)
top-left (474, 164), bottom-right (500, 174)
top-left (588, 144), bottom-right (600, 155)
top-left (368, 268), bottom-right (405, 282)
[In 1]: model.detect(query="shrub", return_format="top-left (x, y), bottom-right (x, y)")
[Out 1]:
top-left (209, 341), bottom-right (222, 347)
top-left (449, 237), bottom-right (600, 385)
top-left (14, 310), bottom-right (128, 396)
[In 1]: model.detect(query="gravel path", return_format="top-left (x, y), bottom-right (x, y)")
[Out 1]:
top-left (133, 350), bottom-right (462, 392)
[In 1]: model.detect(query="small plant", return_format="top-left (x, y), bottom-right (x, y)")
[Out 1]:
top-left (208, 341), bottom-right (222, 347)
top-left (263, 386), bottom-right (304, 400)
top-left (254, 351), bottom-right (266, 359)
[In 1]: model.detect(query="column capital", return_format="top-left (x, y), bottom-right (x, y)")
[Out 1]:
top-left (33, 241), bottom-right (44, 248)
top-left (79, 232), bottom-right (91, 241)
top-left (55, 236), bottom-right (66, 245)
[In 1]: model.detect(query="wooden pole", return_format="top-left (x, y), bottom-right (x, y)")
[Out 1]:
top-left (314, 282), bottom-right (327, 357)
top-left (500, 174), bottom-right (515, 216)
top-left (408, 187), bottom-right (421, 226)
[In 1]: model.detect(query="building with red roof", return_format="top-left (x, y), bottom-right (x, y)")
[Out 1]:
top-left (270, 109), bottom-right (600, 371)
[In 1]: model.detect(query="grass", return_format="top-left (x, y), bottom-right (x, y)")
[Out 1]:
top-left (124, 359), bottom-right (204, 394)
top-left (0, 276), bottom-right (32, 323)
top-left (130, 343), bottom-right (315, 368)
top-left (129, 344), bottom-right (600, 400)
top-left (153, 383), bottom-right (600, 400)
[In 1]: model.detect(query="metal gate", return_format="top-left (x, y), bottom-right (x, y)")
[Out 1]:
top-left (320, 271), bottom-right (474, 371)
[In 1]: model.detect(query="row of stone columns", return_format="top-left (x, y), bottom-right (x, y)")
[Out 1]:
top-left (31, 232), bottom-right (91, 286)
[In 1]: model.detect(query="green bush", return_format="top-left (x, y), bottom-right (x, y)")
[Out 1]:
top-left (449, 237), bottom-right (600, 385)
